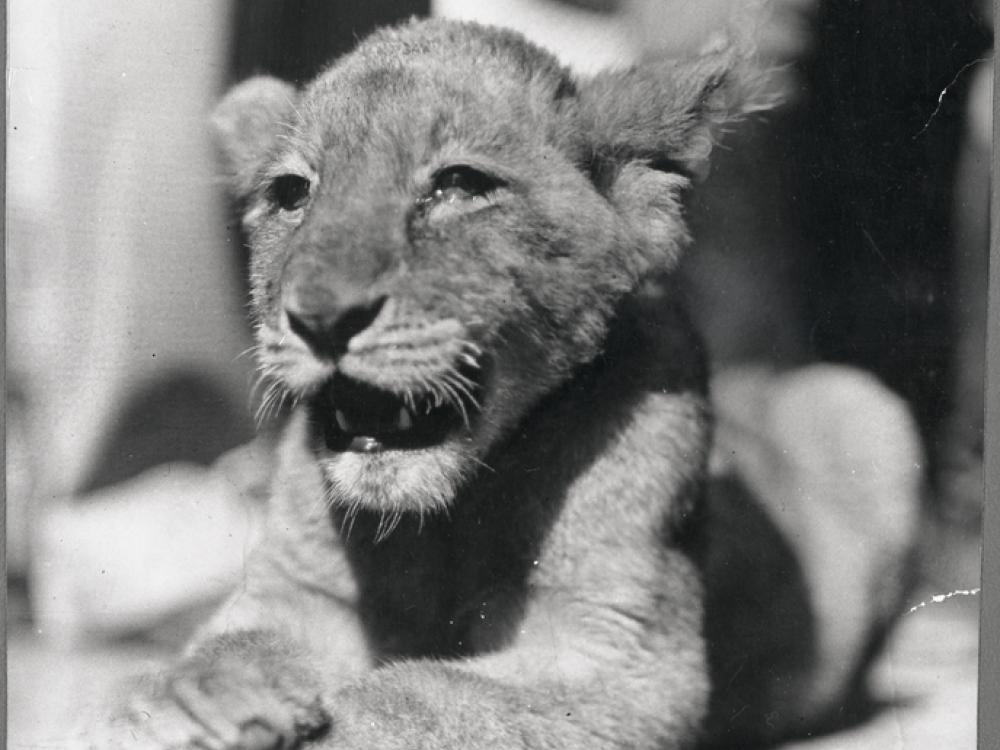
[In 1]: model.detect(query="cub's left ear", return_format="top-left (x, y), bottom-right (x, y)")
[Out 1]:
top-left (573, 44), bottom-right (777, 182)
top-left (569, 44), bottom-right (779, 270)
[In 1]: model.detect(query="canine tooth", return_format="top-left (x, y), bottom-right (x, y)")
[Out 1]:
top-left (397, 407), bottom-right (413, 431)
top-left (335, 410), bottom-right (351, 432)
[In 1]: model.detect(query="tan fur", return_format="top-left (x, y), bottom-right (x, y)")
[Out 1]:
top-left (84, 19), bottom-right (888, 750)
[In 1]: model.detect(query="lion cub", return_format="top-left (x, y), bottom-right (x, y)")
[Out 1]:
top-left (97, 19), bottom-right (776, 750)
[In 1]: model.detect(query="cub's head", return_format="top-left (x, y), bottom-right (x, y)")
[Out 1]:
top-left (213, 20), bottom-right (765, 515)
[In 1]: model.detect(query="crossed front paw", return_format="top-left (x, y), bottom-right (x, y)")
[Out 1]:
top-left (84, 633), bottom-right (330, 749)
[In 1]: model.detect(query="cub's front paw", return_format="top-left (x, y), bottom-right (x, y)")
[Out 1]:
top-left (87, 631), bottom-right (330, 749)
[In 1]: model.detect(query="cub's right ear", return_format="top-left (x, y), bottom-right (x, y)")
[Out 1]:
top-left (211, 76), bottom-right (299, 196)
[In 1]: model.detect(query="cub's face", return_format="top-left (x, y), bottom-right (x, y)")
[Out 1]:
top-left (213, 21), bottom-right (752, 514)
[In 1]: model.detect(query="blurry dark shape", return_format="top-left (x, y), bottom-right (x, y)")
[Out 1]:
top-left (80, 370), bottom-right (254, 494)
top-left (702, 474), bottom-right (819, 748)
top-left (553, 0), bottom-right (621, 13)
top-left (790, 0), bottom-right (991, 474)
top-left (681, 117), bottom-right (812, 370)
top-left (230, 0), bottom-right (431, 86)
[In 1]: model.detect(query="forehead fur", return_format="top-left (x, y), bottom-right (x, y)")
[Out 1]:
top-left (311, 20), bottom-right (573, 105)
top-left (288, 21), bottom-right (575, 159)
top-left (364, 21), bottom-right (566, 80)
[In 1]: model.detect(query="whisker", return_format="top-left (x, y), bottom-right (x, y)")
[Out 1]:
top-left (444, 370), bottom-right (481, 410)
top-left (254, 379), bottom-right (292, 428)
top-left (252, 383), bottom-right (273, 425)
top-left (430, 381), bottom-right (445, 408)
top-left (248, 373), bottom-right (266, 409)
top-left (447, 367), bottom-right (479, 390)
top-left (443, 369), bottom-right (482, 413)
top-left (437, 499), bottom-right (453, 522)
top-left (437, 379), bottom-right (471, 429)
top-left (233, 344), bottom-right (260, 364)
top-left (349, 505), bottom-right (362, 539)
top-left (374, 510), bottom-right (403, 543)
top-left (466, 453), bottom-right (497, 475)
top-left (312, 483), bottom-right (337, 517)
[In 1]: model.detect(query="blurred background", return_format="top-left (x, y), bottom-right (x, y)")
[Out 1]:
top-left (6, 1), bottom-right (992, 748)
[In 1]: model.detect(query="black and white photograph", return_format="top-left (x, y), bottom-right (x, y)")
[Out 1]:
top-left (5, 1), bottom-right (994, 748)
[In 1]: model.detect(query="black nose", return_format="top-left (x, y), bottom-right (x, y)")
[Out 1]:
top-left (285, 295), bottom-right (387, 358)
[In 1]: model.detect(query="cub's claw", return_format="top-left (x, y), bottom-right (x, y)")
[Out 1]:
top-left (166, 670), bottom-right (326, 748)
top-left (86, 642), bottom-right (330, 750)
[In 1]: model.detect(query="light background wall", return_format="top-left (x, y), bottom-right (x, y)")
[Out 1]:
top-left (7, 1), bottom-right (254, 532)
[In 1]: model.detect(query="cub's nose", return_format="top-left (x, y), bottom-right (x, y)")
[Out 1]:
top-left (284, 292), bottom-right (387, 358)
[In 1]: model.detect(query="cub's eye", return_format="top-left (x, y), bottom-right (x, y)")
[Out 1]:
top-left (428, 166), bottom-right (501, 204)
top-left (268, 174), bottom-right (311, 211)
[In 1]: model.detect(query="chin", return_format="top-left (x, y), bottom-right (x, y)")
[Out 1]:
top-left (316, 439), bottom-right (474, 516)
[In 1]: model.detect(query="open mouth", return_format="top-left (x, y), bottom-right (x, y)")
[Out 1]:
top-left (310, 368), bottom-right (484, 453)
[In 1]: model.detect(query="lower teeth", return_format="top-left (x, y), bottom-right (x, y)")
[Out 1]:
top-left (349, 436), bottom-right (382, 453)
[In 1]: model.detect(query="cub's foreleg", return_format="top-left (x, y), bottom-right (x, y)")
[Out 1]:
top-left (89, 413), bottom-right (371, 750)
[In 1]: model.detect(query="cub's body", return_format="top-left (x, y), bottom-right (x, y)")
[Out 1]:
top-left (89, 19), bottom-right (912, 750)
